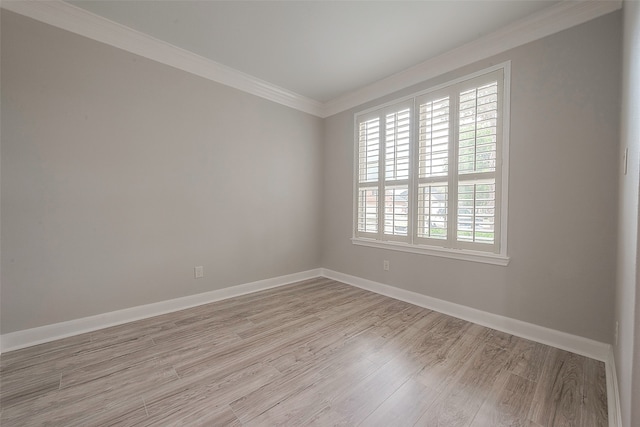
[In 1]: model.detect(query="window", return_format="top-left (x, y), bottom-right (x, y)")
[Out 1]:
top-left (353, 64), bottom-right (509, 265)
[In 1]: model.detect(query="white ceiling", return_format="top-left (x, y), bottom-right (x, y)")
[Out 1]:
top-left (66, 1), bottom-right (560, 103)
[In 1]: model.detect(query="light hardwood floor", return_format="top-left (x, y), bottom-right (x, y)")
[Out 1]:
top-left (0, 278), bottom-right (608, 426)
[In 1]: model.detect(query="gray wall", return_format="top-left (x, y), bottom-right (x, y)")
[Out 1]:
top-left (322, 12), bottom-right (621, 344)
top-left (616, 2), bottom-right (640, 427)
top-left (0, 7), bottom-right (623, 352)
top-left (0, 11), bottom-right (323, 333)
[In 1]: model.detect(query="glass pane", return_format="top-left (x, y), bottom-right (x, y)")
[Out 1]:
top-left (417, 184), bottom-right (448, 239)
top-left (457, 180), bottom-right (495, 244)
top-left (419, 97), bottom-right (449, 178)
top-left (385, 109), bottom-right (411, 181)
top-left (384, 186), bottom-right (408, 236)
top-left (358, 118), bottom-right (380, 183)
top-left (357, 188), bottom-right (379, 233)
top-left (458, 82), bottom-right (498, 175)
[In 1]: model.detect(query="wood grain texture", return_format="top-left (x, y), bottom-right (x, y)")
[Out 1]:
top-left (0, 278), bottom-right (608, 426)
top-left (529, 349), bottom-right (585, 426)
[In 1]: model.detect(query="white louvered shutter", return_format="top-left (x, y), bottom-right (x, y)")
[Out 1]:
top-left (456, 75), bottom-right (501, 251)
top-left (416, 95), bottom-right (450, 242)
top-left (354, 66), bottom-right (506, 257)
top-left (356, 115), bottom-right (381, 235)
top-left (383, 106), bottom-right (411, 239)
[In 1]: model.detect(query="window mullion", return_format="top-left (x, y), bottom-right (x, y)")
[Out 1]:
top-left (449, 86), bottom-right (459, 249)
top-left (378, 117), bottom-right (386, 241)
top-left (409, 99), bottom-right (417, 245)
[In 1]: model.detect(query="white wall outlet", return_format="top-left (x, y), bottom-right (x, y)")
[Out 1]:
top-left (194, 266), bottom-right (204, 279)
top-left (615, 320), bottom-right (619, 345)
top-left (383, 260), bottom-right (390, 271)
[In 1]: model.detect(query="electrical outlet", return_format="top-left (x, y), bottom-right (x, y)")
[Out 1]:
top-left (194, 266), bottom-right (204, 279)
top-left (383, 260), bottom-right (390, 271)
top-left (615, 320), bottom-right (619, 345)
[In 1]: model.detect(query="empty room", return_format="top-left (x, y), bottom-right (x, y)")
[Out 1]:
top-left (1, 0), bottom-right (639, 426)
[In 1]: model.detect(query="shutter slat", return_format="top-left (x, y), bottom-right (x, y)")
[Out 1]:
top-left (456, 179), bottom-right (496, 244)
top-left (419, 96), bottom-right (450, 179)
top-left (384, 185), bottom-right (409, 236)
top-left (358, 118), bottom-right (380, 183)
top-left (386, 108), bottom-right (412, 181)
top-left (417, 183), bottom-right (448, 239)
top-left (458, 81), bottom-right (498, 176)
top-left (357, 188), bottom-right (379, 233)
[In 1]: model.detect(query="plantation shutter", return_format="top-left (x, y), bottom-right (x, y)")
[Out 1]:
top-left (356, 114), bottom-right (381, 236)
top-left (455, 71), bottom-right (502, 252)
top-left (353, 65), bottom-right (506, 258)
top-left (383, 104), bottom-right (411, 240)
top-left (416, 94), bottom-right (450, 242)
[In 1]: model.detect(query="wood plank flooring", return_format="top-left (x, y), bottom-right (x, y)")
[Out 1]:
top-left (0, 278), bottom-right (608, 426)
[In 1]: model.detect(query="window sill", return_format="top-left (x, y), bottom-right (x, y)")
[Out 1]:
top-left (351, 237), bottom-right (510, 266)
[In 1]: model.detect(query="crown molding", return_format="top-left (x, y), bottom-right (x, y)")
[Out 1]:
top-left (322, 0), bottom-right (623, 117)
top-left (2, 0), bottom-right (622, 119)
top-left (1, 0), bottom-right (325, 117)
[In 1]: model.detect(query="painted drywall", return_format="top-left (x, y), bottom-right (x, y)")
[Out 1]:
top-left (0, 3), bottom-right (623, 355)
top-left (322, 12), bottom-right (621, 344)
top-left (616, 2), bottom-right (640, 426)
top-left (0, 11), bottom-right (323, 334)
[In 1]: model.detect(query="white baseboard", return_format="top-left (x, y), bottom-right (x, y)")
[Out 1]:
top-left (320, 268), bottom-right (610, 362)
top-left (3, 267), bottom-right (609, 361)
top-left (1, 267), bottom-right (621, 427)
top-left (606, 347), bottom-right (623, 427)
top-left (321, 269), bottom-right (622, 427)
top-left (0, 268), bottom-right (322, 353)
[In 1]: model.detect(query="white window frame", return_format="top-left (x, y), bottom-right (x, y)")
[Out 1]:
top-left (352, 62), bottom-right (510, 266)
